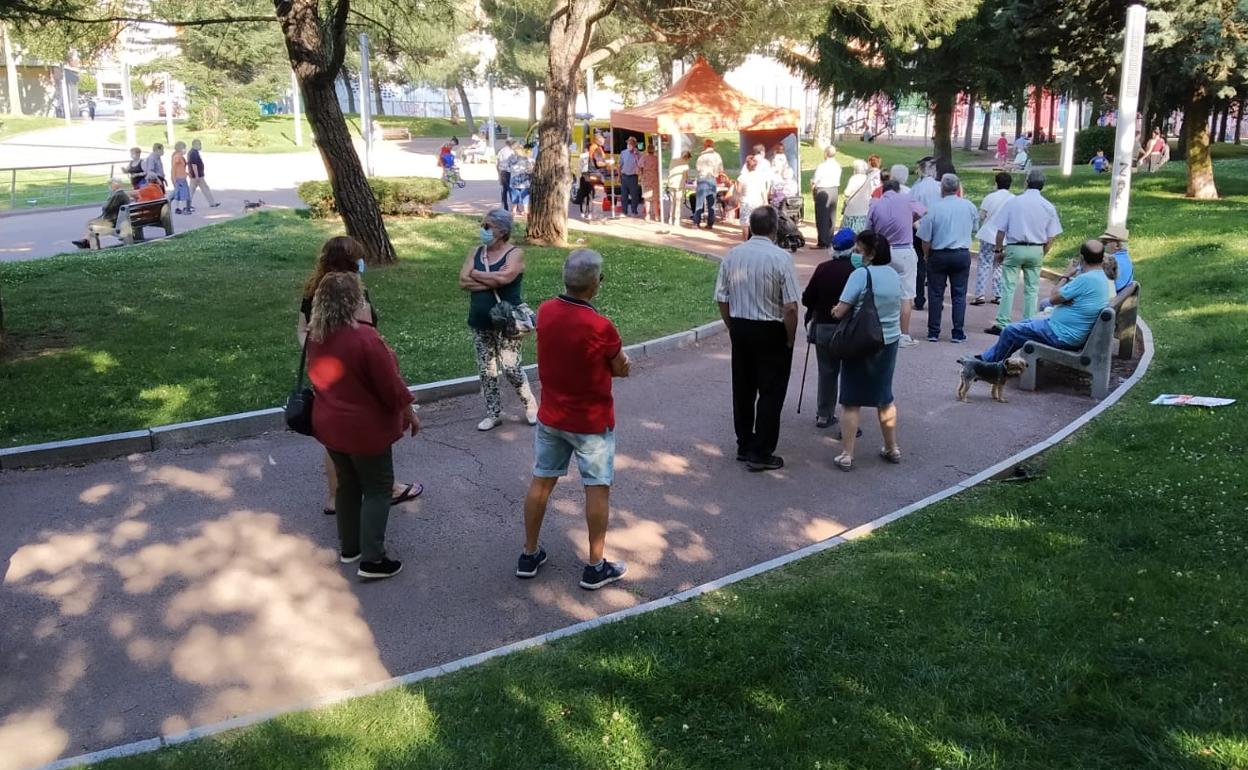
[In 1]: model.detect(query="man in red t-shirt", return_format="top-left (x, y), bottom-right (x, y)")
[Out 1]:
top-left (516, 249), bottom-right (632, 590)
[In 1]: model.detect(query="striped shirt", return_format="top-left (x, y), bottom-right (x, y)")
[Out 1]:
top-left (714, 237), bottom-right (801, 322)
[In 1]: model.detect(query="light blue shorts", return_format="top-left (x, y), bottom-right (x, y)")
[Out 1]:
top-left (533, 422), bottom-right (614, 486)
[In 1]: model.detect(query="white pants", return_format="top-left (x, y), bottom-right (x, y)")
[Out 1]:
top-left (890, 244), bottom-right (918, 301)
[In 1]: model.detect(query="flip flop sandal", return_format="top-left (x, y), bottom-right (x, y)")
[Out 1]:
top-left (390, 483), bottom-right (424, 506)
top-left (323, 507), bottom-right (335, 516)
top-left (879, 447), bottom-right (903, 464)
top-left (833, 453), bottom-right (854, 472)
top-left (969, 296), bottom-right (986, 306)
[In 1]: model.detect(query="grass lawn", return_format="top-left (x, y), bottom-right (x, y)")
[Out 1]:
top-left (0, 115), bottom-right (62, 141)
top-left (109, 115), bottom-right (531, 153)
top-left (0, 212), bottom-right (718, 447)
top-left (86, 159), bottom-right (1248, 769)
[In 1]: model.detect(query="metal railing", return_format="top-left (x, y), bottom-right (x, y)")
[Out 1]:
top-left (2, 159), bottom-right (130, 213)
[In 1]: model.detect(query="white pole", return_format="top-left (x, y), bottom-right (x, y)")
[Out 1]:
top-left (60, 67), bottom-right (72, 125)
top-left (164, 72), bottom-right (174, 145)
top-left (487, 72), bottom-right (496, 159)
top-left (291, 69), bottom-right (302, 146)
top-left (121, 61), bottom-right (136, 147)
top-left (1108, 4), bottom-right (1147, 228)
top-left (1061, 95), bottom-right (1077, 176)
top-left (358, 33), bottom-right (372, 176)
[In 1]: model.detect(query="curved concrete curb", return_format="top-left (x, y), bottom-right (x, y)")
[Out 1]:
top-left (0, 320), bottom-right (726, 470)
top-left (31, 320), bottom-right (1154, 770)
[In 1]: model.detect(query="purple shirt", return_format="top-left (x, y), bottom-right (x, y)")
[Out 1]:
top-left (868, 190), bottom-right (923, 247)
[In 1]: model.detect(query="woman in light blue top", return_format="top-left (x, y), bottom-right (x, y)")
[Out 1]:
top-left (830, 230), bottom-right (903, 471)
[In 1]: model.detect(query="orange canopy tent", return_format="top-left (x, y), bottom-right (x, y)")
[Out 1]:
top-left (609, 55), bottom-right (799, 135)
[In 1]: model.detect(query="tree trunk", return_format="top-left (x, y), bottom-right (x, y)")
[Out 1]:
top-left (978, 102), bottom-right (991, 151)
top-left (447, 88), bottom-right (460, 123)
top-left (1015, 91), bottom-right (1025, 138)
top-left (930, 91), bottom-right (955, 161)
top-left (1183, 90), bottom-right (1217, 199)
top-left (527, 82), bottom-right (538, 125)
top-left (1217, 100), bottom-right (1230, 143)
top-left (528, 0), bottom-right (605, 246)
top-left (277, 0), bottom-right (396, 264)
top-left (2, 22), bottom-right (23, 116)
top-left (812, 86), bottom-right (836, 150)
top-left (962, 92), bottom-right (976, 150)
top-left (658, 51), bottom-right (674, 89)
top-left (1235, 100), bottom-right (1243, 145)
top-left (372, 70), bottom-right (384, 115)
top-left (455, 82), bottom-right (476, 134)
top-left (1032, 86), bottom-right (1043, 141)
top-left (341, 65), bottom-right (356, 114)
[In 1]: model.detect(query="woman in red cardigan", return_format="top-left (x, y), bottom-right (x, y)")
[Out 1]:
top-left (308, 272), bottom-right (420, 580)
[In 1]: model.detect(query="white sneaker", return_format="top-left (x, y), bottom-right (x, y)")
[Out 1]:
top-left (899, 334), bottom-right (919, 348)
top-left (525, 408), bottom-right (538, 426)
top-left (477, 416), bottom-right (501, 431)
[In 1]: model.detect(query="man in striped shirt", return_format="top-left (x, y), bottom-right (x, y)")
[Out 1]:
top-left (715, 206), bottom-right (801, 472)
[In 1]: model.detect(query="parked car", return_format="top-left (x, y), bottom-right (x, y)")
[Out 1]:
top-left (79, 97), bottom-right (126, 118)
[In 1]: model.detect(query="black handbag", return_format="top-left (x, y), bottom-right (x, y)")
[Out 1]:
top-left (284, 337), bottom-right (315, 436)
top-left (827, 267), bottom-right (885, 360)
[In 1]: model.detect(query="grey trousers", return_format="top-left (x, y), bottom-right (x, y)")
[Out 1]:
top-left (814, 322), bottom-right (842, 421)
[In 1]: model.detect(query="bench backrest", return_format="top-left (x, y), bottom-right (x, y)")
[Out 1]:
top-left (121, 200), bottom-right (166, 226)
top-left (1110, 280), bottom-right (1139, 329)
top-left (1080, 306), bottom-right (1117, 355)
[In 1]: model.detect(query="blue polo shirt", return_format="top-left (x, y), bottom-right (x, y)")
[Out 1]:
top-left (1049, 271), bottom-right (1112, 347)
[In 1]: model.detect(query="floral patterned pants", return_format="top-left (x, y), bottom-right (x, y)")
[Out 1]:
top-left (472, 328), bottom-right (535, 418)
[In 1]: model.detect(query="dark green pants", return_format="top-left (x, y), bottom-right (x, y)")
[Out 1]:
top-left (328, 447), bottom-right (394, 563)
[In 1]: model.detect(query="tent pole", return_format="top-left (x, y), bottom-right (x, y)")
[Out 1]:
top-left (657, 132), bottom-right (666, 226)
top-left (609, 119), bottom-right (616, 220)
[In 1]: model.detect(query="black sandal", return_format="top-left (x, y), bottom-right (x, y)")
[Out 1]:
top-left (390, 483), bottom-right (423, 506)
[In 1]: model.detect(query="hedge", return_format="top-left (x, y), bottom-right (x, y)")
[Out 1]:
top-left (298, 177), bottom-right (450, 218)
top-left (1074, 125), bottom-right (1117, 164)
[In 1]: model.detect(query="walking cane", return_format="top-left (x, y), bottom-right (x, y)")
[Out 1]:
top-left (796, 338), bottom-right (812, 414)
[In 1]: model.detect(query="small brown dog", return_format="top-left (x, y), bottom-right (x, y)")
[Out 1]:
top-left (957, 357), bottom-right (1028, 403)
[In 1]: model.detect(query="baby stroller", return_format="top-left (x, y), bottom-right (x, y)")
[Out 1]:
top-left (776, 195), bottom-right (805, 252)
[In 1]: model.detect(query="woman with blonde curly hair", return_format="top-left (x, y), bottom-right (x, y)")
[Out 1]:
top-left (298, 236), bottom-right (421, 517)
top-left (307, 271), bottom-right (420, 580)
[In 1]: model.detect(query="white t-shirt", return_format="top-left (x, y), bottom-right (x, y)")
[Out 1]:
top-left (976, 189), bottom-right (1015, 244)
top-left (811, 158), bottom-right (843, 189)
top-left (736, 168), bottom-right (771, 207)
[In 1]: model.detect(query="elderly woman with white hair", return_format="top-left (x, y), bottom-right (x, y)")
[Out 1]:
top-left (839, 159), bottom-right (873, 233)
top-left (459, 208), bottom-right (539, 431)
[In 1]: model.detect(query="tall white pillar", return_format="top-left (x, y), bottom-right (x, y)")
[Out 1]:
top-left (1061, 96), bottom-right (1077, 176)
top-left (291, 70), bottom-right (302, 146)
top-left (60, 67), bottom-right (72, 125)
top-left (121, 61), bottom-right (136, 147)
top-left (1108, 4), bottom-right (1147, 228)
top-left (163, 72), bottom-right (174, 144)
top-left (358, 33), bottom-right (372, 176)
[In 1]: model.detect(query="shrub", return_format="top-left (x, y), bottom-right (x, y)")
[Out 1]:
top-left (187, 100), bottom-right (223, 131)
top-left (220, 97), bottom-right (260, 131)
top-left (1074, 124), bottom-right (1117, 164)
top-left (298, 177), bottom-right (450, 218)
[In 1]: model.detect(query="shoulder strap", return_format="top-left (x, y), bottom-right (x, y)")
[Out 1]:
top-left (294, 335), bottom-right (309, 393)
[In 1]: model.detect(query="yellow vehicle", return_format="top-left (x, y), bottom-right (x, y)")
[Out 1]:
top-left (525, 115), bottom-right (658, 215)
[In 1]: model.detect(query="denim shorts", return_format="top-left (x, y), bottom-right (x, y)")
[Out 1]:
top-left (509, 188), bottom-right (531, 206)
top-left (533, 422), bottom-right (615, 486)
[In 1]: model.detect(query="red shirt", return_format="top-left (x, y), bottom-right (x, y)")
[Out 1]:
top-left (135, 184), bottom-right (164, 202)
top-left (308, 323), bottom-right (413, 455)
top-left (536, 296), bottom-right (622, 434)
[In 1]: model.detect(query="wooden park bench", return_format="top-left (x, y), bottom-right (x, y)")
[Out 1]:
top-left (91, 199), bottom-right (173, 248)
top-left (380, 126), bottom-right (411, 141)
top-left (1018, 279), bottom-right (1141, 400)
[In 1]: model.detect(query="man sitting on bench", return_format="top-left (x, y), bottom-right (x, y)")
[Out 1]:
top-left (976, 239), bottom-right (1112, 362)
top-left (72, 178), bottom-right (134, 250)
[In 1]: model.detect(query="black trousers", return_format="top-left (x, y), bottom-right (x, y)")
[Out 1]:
top-left (729, 318), bottom-right (794, 460)
top-left (913, 233), bottom-right (927, 308)
top-left (498, 169), bottom-right (511, 210)
top-left (813, 188), bottom-right (838, 247)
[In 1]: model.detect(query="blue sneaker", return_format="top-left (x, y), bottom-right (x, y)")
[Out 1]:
top-left (516, 547), bottom-right (548, 578)
top-left (579, 560), bottom-right (627, 590)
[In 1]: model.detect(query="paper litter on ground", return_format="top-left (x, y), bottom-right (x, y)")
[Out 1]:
top-left (1150, 394), bottom-right (1236, 407)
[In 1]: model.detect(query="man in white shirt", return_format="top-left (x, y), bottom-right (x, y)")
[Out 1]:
top-left (916, 173), bottom-right (979, 342)
top-left (715, 206), bottom-right (800, 472)
top-left (810, 145), bottom-right (843, 249)
top-left (618, 136), bottom-right (642, 217)
top-left (693, 139), bottom-right (724, 229)
top-left (496, 139), bottom-right (516, 211)
top-left (972, 171), bottom-right (1015, 305)
top-left (989, 169), bottom-right (1062, 334)
top-left (908, 156), bottom-right (941, 311)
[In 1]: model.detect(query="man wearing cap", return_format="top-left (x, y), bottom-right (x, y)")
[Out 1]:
top-left (693, 138), bottom-right (724, 229)
top-left (868, 173), bottom-right (925, 347)
top-left (1100, 225), bottom-right (1134, 293)
top-left (987, 169), bottom-right (1062, 335)
top-left (801, 227), bottom-right (858, 428)
top-left (810, 145), bottom-right (843, 249)
top-left (916, 173), bottom-right (979, 342)
top-left (909, 156), bottom-right (941, 311)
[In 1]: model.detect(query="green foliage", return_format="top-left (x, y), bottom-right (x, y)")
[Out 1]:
top-left (298, 177), bottom-right (450, 218)
top-left (1074, 125), bottom-right (1117, 164)
top-left (220, 96), bottom-right (260, 131)
top-left (78, 71), bottom-right (97, 94)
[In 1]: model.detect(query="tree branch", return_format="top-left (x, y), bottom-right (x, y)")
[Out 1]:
top-left (1, 2), bottom-right (273, 27)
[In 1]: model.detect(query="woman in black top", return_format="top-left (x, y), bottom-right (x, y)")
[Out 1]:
top-left (801, 227), bottom-right (859, 429)
top-left (297, 236), bottom-right (421, 515)
top-left (457, 208), bottom-right (537, 432)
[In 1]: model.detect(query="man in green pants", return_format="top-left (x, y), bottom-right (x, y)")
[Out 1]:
top-left (986, 169), bottom-right (1062, 335)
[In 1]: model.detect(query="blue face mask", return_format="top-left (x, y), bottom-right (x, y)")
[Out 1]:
top-left (851, 251), bottom-right (864, 269)
top-left (479, 227), bottom-right (494, 246)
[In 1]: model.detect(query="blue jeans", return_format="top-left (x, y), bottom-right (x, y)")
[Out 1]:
top-left (979, 317), bottom-right (1071, 362)
top-left (693, 179), bottom-right (716, 227)
top-left (926, 248), bottom-right (971, 339)
top-left (532, 422), bottom-right (615, 486)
